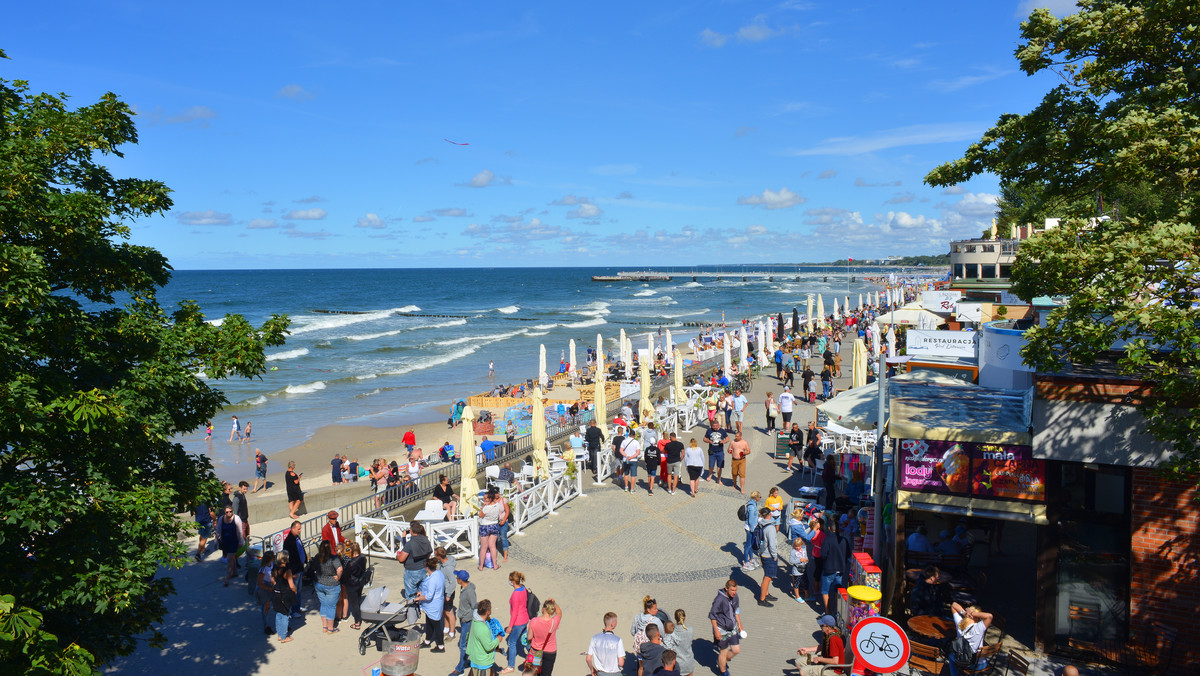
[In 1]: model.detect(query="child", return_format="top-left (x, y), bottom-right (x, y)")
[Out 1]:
top-left (808, 377), bottom-right (819, 403)
top-left (789, 537), bottom-right (809, 603)
top-left (204, 421), bottom-right (212, 441)
top-left (243, 421), bottom-right (252, 442)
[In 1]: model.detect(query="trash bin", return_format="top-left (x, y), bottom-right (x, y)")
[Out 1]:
top-left (380, 627), bottom-right (421, 675)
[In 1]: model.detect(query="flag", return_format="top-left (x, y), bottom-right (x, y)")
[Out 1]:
top-left (848, 257), bottom-right (853, 261)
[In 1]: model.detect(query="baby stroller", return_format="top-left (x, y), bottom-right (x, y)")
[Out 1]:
top-left (356, 580), bottom-right (424, 656)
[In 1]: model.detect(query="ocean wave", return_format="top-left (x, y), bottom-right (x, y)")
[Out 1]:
top-left (285, 380), bottom-right (327, 395)
top-left (239, 395), bottom-right (269, 406)
top-left (682, 281), bottom-right (703, 288)
top-left (527, 331), bottom-right (550, 336)
top-left (433, 329), bottom-right (527, 347)
top-left (355, 373), bottom-right (377, 380)
top-left (633, 290), bottom-right (657, 297)
top-left (289, 306), bottom-right (418, 335)
top-left (530, 323), bottom-right (559, 331)
top-left (496, 305), bottom-right (519, 314)
top-left (660, 308), bottom-right (710, 319)
top-left (206, 318), bottom-right (225, 326)
top-left (266, 347), bottom-right (309, 361)
top-left (357, 388), bottom-right (383, 398)
top-left (346, 318), bottom-right (467, 342)
top-left (572, 301), bottom-right (611, 317)
top-left (561, 317), bottom-right (607, 329)
top-left (383, 345), bottom-right (478, 378)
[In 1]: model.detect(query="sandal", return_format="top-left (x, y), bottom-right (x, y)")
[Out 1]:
top-left (350, 623), bottom-right (361, 630)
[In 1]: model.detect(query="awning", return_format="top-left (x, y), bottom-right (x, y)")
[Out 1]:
top-left (876, 303), bottom-right (946, 327)
top-left (818, 370), bottom-right (969, 430)
top-left (890, 378), bottom-right (1033, 445)
top-left (898, 490), bottom-right (1048, 525)
top-left (1032, 399), bottom-right (1173, 468)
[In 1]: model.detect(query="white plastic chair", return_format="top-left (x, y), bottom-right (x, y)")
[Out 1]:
top-left (801, 457), bottom-right (824, 487)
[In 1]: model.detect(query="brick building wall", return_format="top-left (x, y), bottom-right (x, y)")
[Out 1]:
top-left (1130, 469), bottom-right (1199, 674)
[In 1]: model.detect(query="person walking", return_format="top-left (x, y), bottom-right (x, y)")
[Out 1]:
top-left (343, 542), bottom-right (368, 630)
top-left (755, 507), bottom-right (780, 608)
top-left (683, 439), bottom-right (704, 498)
top-left (271, 551), bottom-right (297, 643)
top-left (728, 432), bottom-right (750, 494)
top-left (502, 571), bottom-right (530, 673)
top-left (285, 461), bottom-right (303, 520)
top-left (708, 580), bottom-right (744, 676)
top-left (704, 420), bottom-right (727, 486)
top-left (466, 599), bottom-right (501, 675)
top-left (663, 433), bottom-right (684, 496)
top-left (451, 570), bottom-right (477, 675)
top-left (787, 423), bottom-right (804, 472)
top-left (764, 392), bottom-right (778, 433)
top-left (731, 389), bottom-right (747, 436)
top-left (585, 419), bottom-right (605, 476)
top-left (396, 522), bottom-right (433, 599)
top-left (256, 550), bottom-right (276, 634)
top-left (619, 433), bottom-right (642, 494)
top-left (586, 612), bottom-right (625, 676)
top-left (217, 505), bottom-right (244, 587)
top-left (527, 598), bottom-right (563, 676)
top-left (252, 449), bottom-right (268, 492)
top-left (229, 415), bottom-right (242, 442)
top-left (778, 386), bottom-right (795, 428)
top-left (478, 490), bottom-right (503, 571)
top-left (662, 609), bottom-right (695, 676)
top-left (741, 492), bottom-right (761, 571)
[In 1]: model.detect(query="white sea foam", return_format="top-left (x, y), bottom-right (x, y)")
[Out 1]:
top-left (384, 345), bottom-right (478, 378)
top-left (266, 347), bottom-right (309, 361)
top-left (433, 329), bottom-right (527, 347)
top-left (242, 395), bottom-right (269, 406)
top-left (682, 281), bottom-right (703, 288)
top-left (346, 318), bottom-right (467, 341)
top-left (527, 331), bottom-right (550, 336)
top-left (206, 318), bottom-right (225, 326)
top-left (530, 323), bottom-right (559, 331)
top-left (285, 380), bottom-right (327, 395)
top-left (633, 290), bottom-right (657, 297)
top-left (562, 317), bottom-right (607, 329)
top-left (660, 308), bottom-right (710, 319)
top-left (290, 306), bottom-right (418, 335)
top-left (355, 374), bottom-right (377, 380)
top-left (496, 305), bottom-right (520, 314)
top-left (572, 301), bottom-right (611, 317)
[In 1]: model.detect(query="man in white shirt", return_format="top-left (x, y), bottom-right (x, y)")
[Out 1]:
top-left (619, 434), bottom-right (642, 493)
top-left (586, 611), bottom-right (625, 676)
top-left (778, 386), bottom-right (796, 427)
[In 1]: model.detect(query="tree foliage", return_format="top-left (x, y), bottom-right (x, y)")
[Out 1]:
top-left (925, 1), bottom-right (1200, 478)
top-left (0, 49), bottom-right (289, 672)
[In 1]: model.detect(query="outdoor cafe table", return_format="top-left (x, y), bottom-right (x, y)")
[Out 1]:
top-left (907, 615), bottom-right (954, 641)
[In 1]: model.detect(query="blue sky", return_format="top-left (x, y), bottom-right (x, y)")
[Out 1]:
top-left (6, 0), bottom-right (1079, 269)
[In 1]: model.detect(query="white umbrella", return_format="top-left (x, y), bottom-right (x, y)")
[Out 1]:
top-left (596, 332), bottom-right (604, 369)
top-left (738, 326), bottom-right (749, 368)
top-left (832, 296), bottom-right (840, 321)
top-left (817, 294), bottom-right (826, 329)
top-left (844, 296), bottom-right (850, 316)
top-left (665, 330), bottom-right (674, 363)
top-left (459, 405), bottom-right (480, 515)
top-left (623, 334), bottom-right (632, 380)
top-left (851, 338), bottom-right (868, 389)
top-left (859, 293), bottom-right (864, 310)
top-left (757, 321), bottom-right (768, 366)
top-left (887, 325), bottom-right (897, 358)
top-left (806, 295), bottom-right (814, 333)
top-left (765, 319), bottom-right (775, 356)
top-left (647, 333), bottom-right (654, 362)
top-left (569, 339), bottom-right (576, 374)
top-left (619, 329), bottom-right (627, 365)
top-left (723, 336), bottom-right (732, 375)
top-left (539, 344), bottom-right (547, 388)
top-left (639, 358), bottom-right (654, 422)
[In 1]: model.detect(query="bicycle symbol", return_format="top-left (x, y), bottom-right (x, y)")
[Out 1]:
top-left (858, 631), bottom-right (900, 660)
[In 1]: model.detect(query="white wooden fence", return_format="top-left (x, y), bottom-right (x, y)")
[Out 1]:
top-left (510, 462), bottom-right (586, 535)
top-left (354, 514), bottom-right (480, 561)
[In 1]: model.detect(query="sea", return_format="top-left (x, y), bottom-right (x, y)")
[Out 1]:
top-left (160, 266), bottom-right (909, 472)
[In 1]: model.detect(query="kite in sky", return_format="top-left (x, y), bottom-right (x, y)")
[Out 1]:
top-left (444, 138), bottom-right (469, 145)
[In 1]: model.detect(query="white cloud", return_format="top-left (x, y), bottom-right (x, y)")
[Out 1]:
top-left (567, 203), bottom-right (603, 219)
top-left (737, 187), bottom-right (805, 210)
top-left (460, 169), bottom-right (509, 188)
top-left (176, 210), bottom-right (231, 226)
top-left (294, 195), bottom-right (325, 203)
top-left (855, 177), bottom-right (903, 188)
top-left (803, 208), bottom-right (864, 227)
top-left (354, 213), bottom-right (387, 229)
top-left (412, 215), bottom-right (435, 223)
top-left (884, 192), bottom-right (916, 205)
top-left (276, 84), bottom-right (315, 100)
top-left (942, 185), bottom-right (968, 195)
top-left (928, 69), bottom-right (1011, 93)
top-left (135, 105), bottom-right (218, 127)
top-left (431, 208), bottom-right (472, 217)
top-left (551, 195), bottom-right (591, 206)
top-left (284, 208), bottom-right (327, 220)
top-left (699, 28), bottom-right (728, 48)
top-left (464, 217), bottom-right (574, 244)
top-left (247, 218), bottom-right (279, 229)
top-left (1016, 0), bottom-right (1079, 18)
top-left (737, 15), bottom-right (783, 43)
top-left (818, 169), bottom-right (837, 179)
top-left (790, 122), bottom-right (988, 156)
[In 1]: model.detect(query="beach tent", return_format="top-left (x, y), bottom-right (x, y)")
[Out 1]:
top-left (459, 405), bottom-right (480, 515)
top-left (530, 386), bottom-right (549, 480)
top-left (817, 295), bottom-right (826, 329)
top-left (569, 339), bottom-right (576, 375)
top-left (876, 303), bottom-right (945, 327)
top-left (806, 296), bottom-right (814, 332)
top-left (851, 338), bottom-right (868, 389)
top-left (818, 370), bottom-right (969, 430)
top-left (723, 338), bottom-right (732, 375)
top-left (539, 344), bottom-right (547, 388)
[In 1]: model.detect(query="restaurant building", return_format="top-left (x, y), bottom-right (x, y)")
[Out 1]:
top-left (886, 324), bottom-right (1198, 674)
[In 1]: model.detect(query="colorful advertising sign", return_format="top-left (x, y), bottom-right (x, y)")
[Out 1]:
top-left (899, 439), bottom-right (1044, 502)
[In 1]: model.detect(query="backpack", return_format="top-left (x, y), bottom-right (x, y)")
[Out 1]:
top-left (525, 587), bottom-right (541, 619)
top-left (948, 634), bottom-right (976, 668)
top-left (751, 524), bottom-right (765, 555)
top-left (737, 502), bottom-right (749, 521)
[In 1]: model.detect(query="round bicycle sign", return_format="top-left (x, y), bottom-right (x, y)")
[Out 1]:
top-left (849, 616), bottom-right (909, 674)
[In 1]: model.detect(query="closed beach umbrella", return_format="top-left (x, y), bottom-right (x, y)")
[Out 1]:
top-left (723, 336), bottom-right (732, 375)
top-left (765, 319), bottom-right (775, 356)
top-left (806, 296), bottom-right (814, 332)
top-left (530, 386), bottom-right (549, 479)
top-left (851, 338), bottom-right (868, 389)
top-left (816, 295), bottom-right (825, 330)
top-left (844, 296), bottom-right (850, 316)
top-left (793, 307), bottom-right (801, 336)
top-left (459, 405), bottom-right (480, 515)
top-left (887, 325), bottom-right (897, 358)
top-left (673, 349), bottom-right (686, 406)
top-left (639, 358), bottom-right (654, 422)
top-left (619, 329), bottom-right (627, 370)
top-left (539, 344), bottom-right (547, 388)
top-left (665, 329), bottom-right (674, 362)
top-left (777, 312), bottom-right (785, 340)
top-left (593, 361), bottom-right (607, 427)
top-left (569, 339), bottom-right (576, 375)
top-left (757, 321), bottom-right (768, 365)
top-left (859, 293), bottom-right (864, 310)
top-left (596, 332), bottom-right (604, 369)
top-left (647, 334), bottom-right (654, 367)
top-left (738, 326), bottom-right (749, 368)
top-left (832, 296), bottom-right (839, 321)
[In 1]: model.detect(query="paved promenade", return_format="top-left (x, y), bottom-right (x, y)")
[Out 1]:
top-left (110, 353), bottom-right (1110, 676)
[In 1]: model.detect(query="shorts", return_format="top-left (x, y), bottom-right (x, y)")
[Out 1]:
top-left (623, 460), bottom-right (639, 476)
top-left (255, 466), bottom-right (267, 479)
top-left (782, 411), bottom-right (793, 425)
top-left (732, 410), bottom-right (745, 422)
top-left (820, 571), bottom-right (843, 595)
top-left (667, 462), bottom-right (681, 476)
top-left (760, 557), bottom-right (778, 578)
top-left (717, 631), bottom-right (741, 650)
top-left (198, 523), bottom-right (212, 539)
top-left (730, 458), bottom-right (746, 479)
top-left (708, 452), bottom-right (725, 469)
top-left (480, 523), bottom-right (500, 537)
top-left (645, 460), bottom-right (658, 474)
top-left (790, 444), bottom-right (802, 457)
top-left (687, 466), bottom-right (703, 481)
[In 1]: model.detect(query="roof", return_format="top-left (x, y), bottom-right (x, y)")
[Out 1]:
top-left (889, 378), bottom-right (1033, 445)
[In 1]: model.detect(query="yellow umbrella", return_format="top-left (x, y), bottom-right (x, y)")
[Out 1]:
top-left (806, 295), bottom-right (814, 333)
top-left (851, 338), bottom-right (868, 389)
top-left (817, 294), bottom-right (826, 329)
top-left (673, 349), bottom-right (685, 407)
top-left (459, 405), bottom-right (480, 515)
top-left (593, 349), bottom-right (607, 428)
top-left (638, 358), bottom-right (654, 422)
top-left (530, 386), bottom-right (549, 480)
